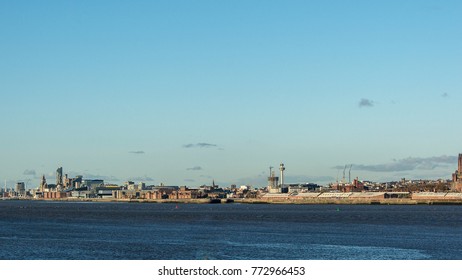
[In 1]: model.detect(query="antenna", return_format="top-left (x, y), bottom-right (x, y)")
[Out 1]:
top-left (343, 165), bottom-right (347, 183)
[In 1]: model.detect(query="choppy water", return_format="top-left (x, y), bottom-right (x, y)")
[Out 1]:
top-left (0, 200), bottom-right (461, 259)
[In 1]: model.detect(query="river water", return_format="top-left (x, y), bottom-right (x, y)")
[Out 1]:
top-left (0, 200), bottom-right (461, 259)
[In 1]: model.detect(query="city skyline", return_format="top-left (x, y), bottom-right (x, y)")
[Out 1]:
top-left (2, 155), bottom-right (460, 190)
top-left (1, 1), bottom-right (461, 188)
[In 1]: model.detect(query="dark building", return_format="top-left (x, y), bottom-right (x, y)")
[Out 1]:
top-left (15, 182), bottom-right (26, 196)
top-left (56, 167), bottom-right (63, 186)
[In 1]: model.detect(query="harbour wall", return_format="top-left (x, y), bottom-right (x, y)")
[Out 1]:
top-left (33, 196), bottom-right (462, 205)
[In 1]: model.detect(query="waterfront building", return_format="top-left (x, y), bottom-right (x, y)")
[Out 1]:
top-left (43, 191), bottom-right (70, 199)
top-left (15, 182), bottom-right (25, 196)
top-left (144, 190), bottom-right (166, 199)
top-left (199, 181), bottom-right (219, 192)
top-left (169, 186), bottom-right (200, 199)
top-left (73, 176), bottom-right (83, 189)
top-left (265, 163), bottom-right (290, 193)
top-left (452, 154), bottom-right (462, 192)
top-left (71, 188), bottom-right (92, 198)
top-left (56, 167), bottom-right (63, 186)
top-left (63, 174), bottom-right (69, 188)
top-left (125, 181), bottom-right (136, 190)
top-left (81, 179), bottom-right (104, 190)
top-left (267, 172), bottom-right (280, 193)
top-left (288, 183), bottom-right (322, 193)
top-left (39, 175), bottom-right (47, 192)
top-left (96, 187), bottom-right (119, 199)
top-left (266, 165), bottom-right (282, 193)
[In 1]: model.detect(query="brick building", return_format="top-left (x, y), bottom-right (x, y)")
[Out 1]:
top-left (452, 154), bottom-right (462, 192)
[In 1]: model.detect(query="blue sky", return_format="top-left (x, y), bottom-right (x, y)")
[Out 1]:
top-left (1, 0), bottom-right (461, 188)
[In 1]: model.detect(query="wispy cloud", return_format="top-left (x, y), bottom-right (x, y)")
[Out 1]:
top-left (23, 169), bottom-right (36, 176)
top-left (128, 176), bottom-right (155, 182)
top-left (358, 98), bottom-right (374, 108)
top-left (187, 166), bottom-right (202, 171)
top-left (338, 155), bottom-right (457, 172)
top-left (129, 151), bottom-right (145, 154)
top-left (184, 179), bottom-right (195, 182)
top-left (183, 143), bottom-right (217, 149)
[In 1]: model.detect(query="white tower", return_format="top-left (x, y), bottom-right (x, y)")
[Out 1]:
top-left (279, 163), bottom-right (285, 188)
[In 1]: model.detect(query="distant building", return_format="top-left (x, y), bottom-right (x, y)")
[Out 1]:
top-left (268, 173), bottom-right (280, 193)
top-left (452, 154), bottom-right (462, 192)
top-left (56, 167), bottom-right (63, 186)
top-left (63, 174), bottom-right (69, 188)
top-left (43, 191), bottom-right (70, 199)
top-left (39, 175), bottom-right (47, 192)
top-left (169, 186), bottom-right (200, 199)
top-left (124, 181), bottom-right (135, 190)
top-left (81, 179), bottom-right (104, 190)
top-left (267, 165), bottom-right (280, 193)
top-left (288, 183), bottom-right (322, 193)
top-left (240, 185), bottom-right (250, 191)
top-left (73, 176), bottom-right (83, 189)
top-left (96, 187), bottom-right (119, 199)
top-left (15, 182), bottom-right (25, 196)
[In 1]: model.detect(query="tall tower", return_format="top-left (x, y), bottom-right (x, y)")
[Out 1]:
top-left (452, 154), bottom-right (462, 192)
top-left (458, 154), bottom-right (462, 173)
top-left (279, 163), bottom-right (285, 188)
top-left (40, 175), bottom-right (47, 192)
top-left (56, 167), bottom-right (63, 186)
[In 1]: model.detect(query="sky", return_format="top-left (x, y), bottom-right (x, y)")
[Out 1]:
top-left (1, 0), bottom-right (461, 189)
